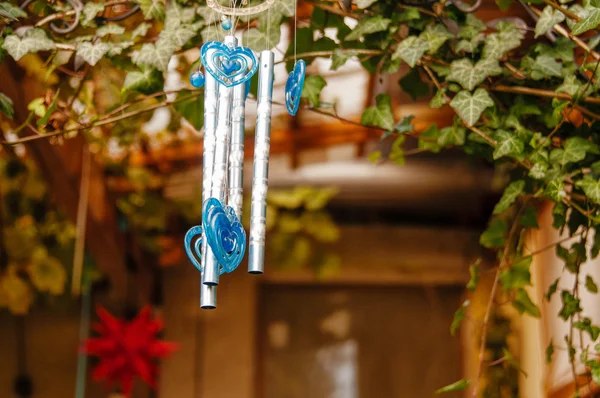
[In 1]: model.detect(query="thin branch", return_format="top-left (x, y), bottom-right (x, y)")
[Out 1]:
top-left (490, 85), bottom-right (600, 105)
top-left (276, 49), bottom-right (386, 65)
top-left (542, 0), bottom-right (581, 22)
top-left (35, 0), bottom-right (133, 27)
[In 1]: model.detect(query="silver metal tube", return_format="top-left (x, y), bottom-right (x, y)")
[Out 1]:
top-left (200, 46), bottom-right (219, 308)
top-left (228, 81), bottom-right (246, 218)
top-left (248, 50), bottom-right (274, 274)
top-left (203, 35), bottom-right (238, 286)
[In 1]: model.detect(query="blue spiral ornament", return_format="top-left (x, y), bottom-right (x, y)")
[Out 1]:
top-left (184, 225), bottom-right (205, 273)
top-left (285, 59), bottom-right (306, 116)
top-left (202, 198), bottom-right (246, 273)
top-left (201, 41), bottom-right (258, 87)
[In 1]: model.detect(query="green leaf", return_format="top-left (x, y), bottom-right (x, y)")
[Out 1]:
top-left (574, 317), bottom-right (600, 340)
top-left (399, 68), bottom-right (429, 100)
top-left (361, 94), bottom-right (394, 131)
top-left (131, 22), bottom-right (152, 40)
top-left (368, 150), bottom-right (382, 163)
top-left (137, 0), bottom-right (166, 20)
top-left (576, 175), bottom-right (600, 204)
top-left (500, 256), bottom-right (532, 289)
top-left (497, 0), bottom-right (513, 11)
top-left (493, 129), bottom-right (525, 159)
top-left (467, 260), bottom-right (480, 291)
top-left (556, 75), bottom-right (586, 97)
top-left (513, 288), bottom-right (541, 317)
top-left (456, 35), bottom-right (484, 53)
top-left (96, 24), bottom-right (126, 37)
top-left (161, 24), bottom-right (196, 47)
top-left (559, 290), bottom-right (581, 320)
top-left (520, 206), bottom-right (539, 228)
top-left (301, 75), bottom-right (327, 107)
top-left (450, 300), bottom-right (469, 336)
top-left (531, 55), bottom-right (563, 80)
top-left (345, 16), bottom-right (391, 41)
top-left (242, 28), bottom-right (281, 52)
top-left (392, 36), bottom-right (428, 68)
top-left (0, 92), bottom-right (14, 119)
top-left (418, 124), bottom-right (442, 153)
top-left (0, 2), bottom-right (27, 20)
top-left (331, 49), bottom-right (359, 71)
top-left (131, 38), bottom-right (177, 72)
top-left (529, 162), bottom-right (548, 180)
top-left (76, 42), bottom-right (110, 66)
top-left (174, 92), bottom-right (203, 130)
top-left (82, 2), bottom-right (104, 26)
top-left (535, 6), bottom-right (566, 38)
top-left (572, 7), bottom-right (600, 35)
top-left (356, 0), bottom-right (377, 8)
top-left (430, 89), bottom-right (448, 108)
top-left (37, 90), bottom-right (59, 127)
top-left (550, 136), bottom-right (599, 166)
top-left (483, 23), bottom-right (523, 60)
top-left (389, 136), bottom-right (405, 165)
top-left (545, 180), bottom-right (567, 202)
top-left (546, 340), bottom-right (554, 364)
top-left (447, 58), bottom-right (503, 91)
top-left (2, 28), bottom-right (56, 61)
top-left (393, 115), bottom-right (415, 134)
top-left (459, 14), bottom-right (486, 39)
top-left (435, 379), bottom-right (470, 394)
top-left (546, 278), bottom-right (560, 301)
top-left (586, 274), bottom-right (598, 293)
top-left (493, 180), bottom-right (525, 214)
top-left (438, 125), bottom-right (466, 146)
top-left (420, 24), bottom-right (454, 54)
top-left (165, 2), bottom-right (196, 25)
top-left (123, 68), bottom-right (164, 95)
top-left (480, 219), bottom-right (507, 249)
top-left (450, 89), bottom-right (494, 126)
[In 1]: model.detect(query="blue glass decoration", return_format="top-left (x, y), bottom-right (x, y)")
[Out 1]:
top-left (221, 18), bottom-right (233, 30)
top-left (285, 59), bottom-right (306, 116)
top-left (184, 225), bottom-right (205, 273)
top-left (190, 71), bottom-right (205, 88)
top-left (201, 41), bottom-right (258, 88)
top-left (203, 198), bottom-right (246, 273)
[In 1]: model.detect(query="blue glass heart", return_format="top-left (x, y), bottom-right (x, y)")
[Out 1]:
top-left (184, 225), bottom-right (204, 273)
top-left (285, 60), bottom-right (306, 116)
top-left (201, 41), bottom-right (258, 88)
top-left (203, 198), bottom-right (246, 273)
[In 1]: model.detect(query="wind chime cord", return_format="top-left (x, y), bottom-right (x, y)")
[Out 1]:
top-left (72, 146), bottom-right (91, 296)
top-left (75, 287), bottom-right (92, 398)
top-left (294, 0), bottom-right (297, 63)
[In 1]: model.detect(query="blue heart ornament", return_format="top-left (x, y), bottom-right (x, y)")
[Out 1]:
top-left (285, 60), bottom-right (306, 116)
top-left (201, 41), bottom-right (258, 88)
top-left (203, 198), bottom-right (246, 273)
top-left (184, 225), bottom-right (204, 273)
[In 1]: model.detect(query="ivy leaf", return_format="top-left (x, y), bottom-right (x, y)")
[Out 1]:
top-left (493, 180), bottom-right (525, 214)
top-left (531, 55), bottom-right (563, 80)
top-left (356, 0), bottom-right (377, 8)
top-left (450, 89), bottom-right (494, 126)
top-left (0, 92), bottom-right (14, 119)
top-left (467, 260), bottom-right (480, 291)
top-left (131, 38), bottom-right (177, 72)
top-left (450, 300), bottom-right (469, 336)
top-left (418, 124), bottom-right (442, 153)
top-left (535, 6), bottom-right (566, 38)
top-left (480, 219), bottom-right (507, 249)
top-left (497, 0), bottom-right (513, 11)
top-left (361, 94), bottom-right (394, 131)
top-left (96, 24), bottom-right (126, 37)
top-left (82, 2), bottom-right (104, 27)
top-left (137, 0), bottom-right (166, 20)
top-left (545, 180), bottom-right (567, 202)
top-left (131, 22), bottom-right (152, 40)
top-left (520, 206), bottom-right (539, 228)
top-left (331, 49), bottom-right (358, 71)
top-left (529, 162), bottom-right (548, 180)
top-left (546, 340), bottom-right (554, 364)
top-left (586, 275), bottom-right (598, 293)
top-left (559, 290), bottom-right (582, 320)
top-left (556, 75), bottom-right (585, 97)
top-left (76, 42), bottom-right (110, 66)
top-left (242, 28), bottom-right (281, 52)
top-left (513, 288), bottom-right (541, 317)
top-left (576, 175), bottom-right (600, 204)
top-left (550, 136), bottom-right (599, 165)
top-left (123, 68), bottom-right (164, 95)
top-left (37, 90), bottom-right (59, 127)
top-left (456, 35), bottom-right (484, 53)
top-left (438, 125), bottom-right (466, 146)
top-left (399, 68), bottom-right (429, 100)
top-left (435, 379), bottom-right (470, 394)
top-left (0, 2), bottom-right (27, 20)
top-left (447, 58), bottom-right (503, 91)
top-left (165, 2), bottom-right (196, 25)
top-left (573, 317), bottom-right (600, 340)
top-left (392, 36), bottom-right (428, 68)
top-left (393, 115), bottom-right (415, 134)
top-left (161, 24), bottom-right (196, 47)
top-left (301, 75), bottom-right (327, 107)
top-left (483, 23), bottom-right (523, 60)
top-left (545, 278), bottom-right (559, 301)
top-left (173, 92), bottom-right (203, 130)
top-left (2, 29), bottom-right (56, 61)
top-left (493, 129), bottom-right (525, 159)
top-left (430, 89), bottom-right (448, 108)
top-left (420, 24), bottom-right (454, 54)
top-left (572, 7), bottom-right (600, 35)
top-left (345, 16), bottom-right (391, 41)
top-left (500, 256), bottom-right (532, 289)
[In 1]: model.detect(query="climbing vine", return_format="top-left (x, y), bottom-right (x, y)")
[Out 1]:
top-left (2, 0), bottom-right (600, 394)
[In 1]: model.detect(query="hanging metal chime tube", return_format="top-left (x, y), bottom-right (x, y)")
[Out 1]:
top-left (199, 42), bottom-right (220, 309)
top-left (228, 80), bottom-right (247, 218)
top-left (203, 35), bottom-right (238, 288)
top-left (248, 50), bottom-right (274, 274)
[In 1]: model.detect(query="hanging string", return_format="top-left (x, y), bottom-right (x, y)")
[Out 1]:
top-left (294, 0), bottom-right (297, 63)
top-left (75, 286), bottom-right (92, 398)
top-left (267, 4), bottom-right (271, 50)
top-left (71, 146), bottom-right (91, 296)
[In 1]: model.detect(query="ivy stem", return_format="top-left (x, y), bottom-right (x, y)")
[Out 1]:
top-left (276, 49), bottom-right (386, 64)
top-left (489, 85), bottom-right (600, 105)
top-left (35, 0), bottom-right (133, 27)
top-left (542, 0), bottom-right (581, 22)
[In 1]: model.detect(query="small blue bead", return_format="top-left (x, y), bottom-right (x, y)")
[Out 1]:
top-left (190, 71), bottom-right (205, 88)
top-left (221, 19), bottom-right (232, 31)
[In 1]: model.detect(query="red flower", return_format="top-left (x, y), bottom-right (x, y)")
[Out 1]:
top-left (82, 306), bottom-right (178, 396)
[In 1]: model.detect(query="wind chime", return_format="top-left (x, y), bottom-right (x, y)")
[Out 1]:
top-left (184, 0), bottom-right (306, 309)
